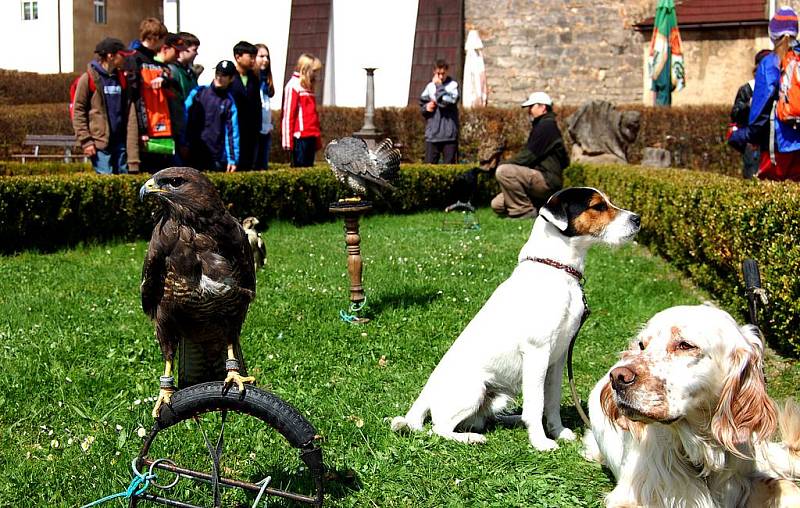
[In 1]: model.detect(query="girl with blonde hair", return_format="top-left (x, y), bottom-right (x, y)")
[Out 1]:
top-left (281, 53), bottom-right (322, 167)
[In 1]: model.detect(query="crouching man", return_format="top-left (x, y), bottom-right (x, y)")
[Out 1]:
top-left (491, 92), bottom-right (569, 219)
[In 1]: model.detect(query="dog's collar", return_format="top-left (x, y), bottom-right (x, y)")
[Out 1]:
top-left (520, 256), bottom-right (583, 284)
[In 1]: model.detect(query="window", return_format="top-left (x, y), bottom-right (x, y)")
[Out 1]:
top-left (94, 0), bottom-right (107, 24)
top-left (21, 1), bottom-right (38, 21)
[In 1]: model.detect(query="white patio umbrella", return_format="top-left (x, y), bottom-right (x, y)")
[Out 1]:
top-left (462, 30), bottom-right (487, 108)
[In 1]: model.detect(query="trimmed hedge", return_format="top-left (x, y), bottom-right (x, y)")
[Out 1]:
top-left (0, 103), bottom-right (738, 174)
top-left (566, 163), bottom-right (800, 357)
top-left (0, 161), bottom-right (91, 176)
top-left (0, 69), bottom-right (79, 105)
top-left (0, 164), bottom-right (499, 254)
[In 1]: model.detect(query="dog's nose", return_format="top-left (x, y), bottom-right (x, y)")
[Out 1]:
top-left (610, 366), bottom-right (636, 391)
top-left (630, 214), bottom-right (641, 228)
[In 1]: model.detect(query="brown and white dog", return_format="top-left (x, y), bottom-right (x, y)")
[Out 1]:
top-left (582, 305), bottom-right (800, 507)
top-left (392, 187), bottom-right (640, 450)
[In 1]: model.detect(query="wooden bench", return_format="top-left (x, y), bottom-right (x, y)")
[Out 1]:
top-left (11, 134), bottom-right (88, 163)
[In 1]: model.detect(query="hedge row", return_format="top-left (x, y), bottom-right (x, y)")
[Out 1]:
top-left (0, 103), bottom-right (738, 173)
top-left (566, 163), bottom-right (800, 357)
top-left (0, 161), bottom-right (91, 176)
top-left (0, 164), bottom-right (499, 254)
top-left (0, 69), bottom-right (79, 105)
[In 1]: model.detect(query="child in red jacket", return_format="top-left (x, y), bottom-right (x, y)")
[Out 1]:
top-left (281, 53), bottom-right (322, 167)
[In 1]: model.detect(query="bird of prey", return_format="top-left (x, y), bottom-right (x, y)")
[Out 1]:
top-left (139, 167), bottom-right (256, 418)
top-left (324, 137), bottom-right (401, 200)
top-left (241, 216), bottom-right (266, 270)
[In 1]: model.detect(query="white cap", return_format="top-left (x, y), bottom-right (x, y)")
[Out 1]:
top-left (520, 91), bottom-right (552, 107)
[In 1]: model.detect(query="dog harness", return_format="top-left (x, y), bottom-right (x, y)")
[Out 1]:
top-left (520, 256), bottom-right (592, 428)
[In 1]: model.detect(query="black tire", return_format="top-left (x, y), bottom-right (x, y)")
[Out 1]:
top-left (134, 382), bottom-right (324, 507)
top-left (155, 382), bottom-right (318, 449)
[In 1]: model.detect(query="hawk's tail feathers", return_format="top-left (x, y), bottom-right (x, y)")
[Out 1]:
top-left (374, 138), bottom-right (401, 180)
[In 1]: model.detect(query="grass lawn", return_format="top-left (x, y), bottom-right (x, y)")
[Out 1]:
top-left (1, 208), bottom-right (797, 507)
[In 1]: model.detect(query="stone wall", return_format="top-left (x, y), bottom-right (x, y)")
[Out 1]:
top-left (669, 28), bottom-right (770, 107)
top-left (466, 0), bottom-right (653, 106)
top-left (465, 0), bottom-right (773, 107)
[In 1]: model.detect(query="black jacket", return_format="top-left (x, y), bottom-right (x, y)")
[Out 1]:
top-left (503, 111), bottom-right (569, 190)
top-left (730, 81), bottom-right (754, 127)
top-left (229, 70), bottom-right (261, 138)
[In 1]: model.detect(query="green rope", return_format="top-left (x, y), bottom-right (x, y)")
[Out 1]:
top-left (340, 296), bottom-right (367, 323)
top-left (80, 459), bottom-right (155, 507)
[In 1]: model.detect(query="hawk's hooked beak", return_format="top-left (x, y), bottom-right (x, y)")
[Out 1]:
top-left (139, 177), bottom-right (164, 201)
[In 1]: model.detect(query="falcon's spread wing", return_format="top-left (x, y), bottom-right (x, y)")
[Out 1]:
top-left (325, 137), bottom-right (401, 197)
top-left (139, 167), bottom-right (256, 390)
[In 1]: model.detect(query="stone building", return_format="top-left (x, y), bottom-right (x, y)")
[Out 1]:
top-left (465, 0), bottom-right (783, 106)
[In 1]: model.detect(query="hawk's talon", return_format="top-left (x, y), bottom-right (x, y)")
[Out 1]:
top-left (223, 370), bottom-right (255, 394)
top-left (152, 387), bottom-right (175, 418)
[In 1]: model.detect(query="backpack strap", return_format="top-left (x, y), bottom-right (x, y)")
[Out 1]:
top-left (770, 101), bottom-right (777, 166)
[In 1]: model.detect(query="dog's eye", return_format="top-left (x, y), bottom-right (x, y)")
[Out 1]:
top-left (638, 341), bottom-right (646, 351)
top-left (591, 202), bottom-right (608, 211)
top-left (677, 341), bottom-right (697, 351)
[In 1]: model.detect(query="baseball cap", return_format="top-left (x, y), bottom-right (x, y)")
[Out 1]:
top-left (94, 37), bottom-right (132, 56)
top-left (164, 33), bottom-right (187, 51)
top-left (521, 91), bottom-right (552, 107)
top-left (215, 60), bottom-right (236, 77)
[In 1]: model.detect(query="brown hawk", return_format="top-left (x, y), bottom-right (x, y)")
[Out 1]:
top-left (139, 167), bottom-right (256, 417)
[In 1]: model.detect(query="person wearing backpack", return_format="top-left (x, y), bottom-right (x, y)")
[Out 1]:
top-left (729, 7), bottom-right (800, 181)
top-left (71, 38), bottom-right (134, 175)
top-left (729, 49), bottom-right (771, 179)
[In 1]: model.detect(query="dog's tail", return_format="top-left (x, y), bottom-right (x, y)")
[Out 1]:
top-left (390, 392), bottom-right (430, 433)
top-left (758, 399), bottom-right (800, 479)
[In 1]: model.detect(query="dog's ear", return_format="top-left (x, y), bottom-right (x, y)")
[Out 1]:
top-left (540, 194), bottom-right (569, 232)
top-left (711, 332), bottom-right (777, 455)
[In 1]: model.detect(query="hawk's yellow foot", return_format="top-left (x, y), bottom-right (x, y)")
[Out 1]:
top-left (152, 387), bottom-right (175, 418)
top-left (223, 369), bottom-right (255, 392)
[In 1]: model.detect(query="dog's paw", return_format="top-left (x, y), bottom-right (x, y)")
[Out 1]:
top-left (555, 427), bottom-right (576, 441)
top-left (390, 416), bottom-right (410, 433)
top-left (530, 437), bottom-right (559, 451)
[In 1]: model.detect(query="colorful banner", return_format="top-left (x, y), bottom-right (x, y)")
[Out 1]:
top-left (648, 0), bottom-right (685, 106)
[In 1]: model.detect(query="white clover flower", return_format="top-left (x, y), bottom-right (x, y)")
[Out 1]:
top-left (80, 436), bottom-right (95, 452)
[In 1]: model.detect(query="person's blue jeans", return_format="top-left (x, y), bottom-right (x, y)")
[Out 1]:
top-left (92, 140), bottom-right (127, 174)
top-left (255, 132), bottom-right (272, 170)
top-left (292, 137), bottom-right (317, 167)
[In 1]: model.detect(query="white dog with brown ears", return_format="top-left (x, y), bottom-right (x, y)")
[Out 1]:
top-left (391, 187), bottom-right (641, 450)
top-left (582, 305), bottom-right (800, 507)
